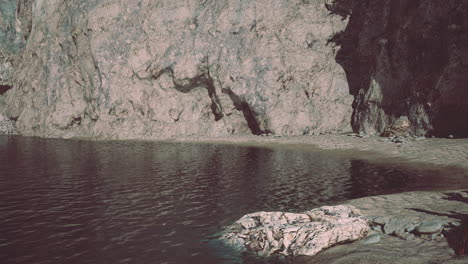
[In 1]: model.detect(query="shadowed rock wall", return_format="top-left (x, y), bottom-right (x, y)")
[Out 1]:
top-left (329, 0), bottom-right (468, 137)
top-left (1, 0), bottom-right (466, 138)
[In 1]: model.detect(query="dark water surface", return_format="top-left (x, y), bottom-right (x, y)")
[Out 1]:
top-left (0, 136), bottom-right (466, 264)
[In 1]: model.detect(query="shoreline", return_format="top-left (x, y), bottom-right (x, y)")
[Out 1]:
top-left (12, 133), bottom-right (468, 173)
top-left (169, 134), bottom-right (468, 172)
top-left (221, 189), bottom-right (468, 264)
top-left (296, 189), bottom-right (468, 263)
top-left (166, 134), bottom-right (468, 262)
top-left (4, 133), bottom-right (468, 262)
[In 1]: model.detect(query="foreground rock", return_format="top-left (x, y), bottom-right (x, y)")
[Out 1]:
top-left (303, 190), bottom-right (468, 264)
top-left (221, 205), bottom-right (369, 256)
top-left (219, 190), bottom-right (468, 263)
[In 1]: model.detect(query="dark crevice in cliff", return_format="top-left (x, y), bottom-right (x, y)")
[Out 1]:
top-left (0, 85), bottom-right (12, 95)
top-left (327, 0), bottom-right (468, 137)
top-left (152, 67), bottom-right (224, 121)
top-left (222, 87), bottom-right (265, 135)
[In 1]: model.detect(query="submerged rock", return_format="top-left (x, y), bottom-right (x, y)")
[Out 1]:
top-left (220, 205), bottom-right (369, 256)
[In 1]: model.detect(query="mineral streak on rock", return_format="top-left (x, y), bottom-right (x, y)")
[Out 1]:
top-left (0, 0), bottom-right (467, 138)
top-left (0, 0), bottom-right (352, 138)
top-left (220, 205), bottom-right (370, 256)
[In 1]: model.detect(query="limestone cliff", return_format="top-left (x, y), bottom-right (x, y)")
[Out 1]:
top-left (0, 0), bottom-right (466, 138)
top-left (0, 0), bottom-right (352, 139)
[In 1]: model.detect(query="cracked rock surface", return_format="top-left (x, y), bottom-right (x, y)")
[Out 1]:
top-left (1, 0), bottom-right (467, 139)
top-left (220, 205), bottom-right (370, 256)
top-left (0, 113), bottom-right (17, 135)
top-left (0, 0), bottom-right (352, 139)
top-left (320, 190), bottom-right (468, 264)
top-left (222, 191), bottom-right (468, 263)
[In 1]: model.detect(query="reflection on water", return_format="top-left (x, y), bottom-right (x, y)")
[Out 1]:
top-left (0, 136), bottom-right (466, 263)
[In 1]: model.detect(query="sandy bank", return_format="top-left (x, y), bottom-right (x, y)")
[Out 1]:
top-left (169, 134), bottom-right (468, 172)
top-left (303, 190), bottom-right (468, 264)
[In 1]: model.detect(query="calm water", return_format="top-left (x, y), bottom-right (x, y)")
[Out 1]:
top-left (0, 136), bottom-right (466, 264)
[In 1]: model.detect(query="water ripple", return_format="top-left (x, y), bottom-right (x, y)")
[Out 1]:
top-left (0, 136), bottom-right (466, 264)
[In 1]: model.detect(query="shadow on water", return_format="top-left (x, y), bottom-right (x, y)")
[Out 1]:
top-left (0, 136), bottom-right (467, 263)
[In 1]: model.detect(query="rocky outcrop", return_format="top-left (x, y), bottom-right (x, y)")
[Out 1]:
top-left (0, 0), bottom-right (352, 139)
top-left (0, 0), bottom-right (32, 84)
top-left (293, 191), bottom-right (468, 263)
top-left (221, 205), bottom-right (369, 256)
top-left (221, 191), bottom-right (468, 260)
top-left (0, 1), bottom-right (16, 89)
top-left (1, 0), bottom-right (466, 139)
top-left (0, 0), bottom-right (32, 124)
top-left (0, 52), bottom-right (13, 91)
top-left (328, 0), bottom-right (468, 137)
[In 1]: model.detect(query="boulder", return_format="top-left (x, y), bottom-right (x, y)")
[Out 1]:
top-left (221, 205), bottom-right (370, 256)
top-left (415, 220), bottom-right (444, 234)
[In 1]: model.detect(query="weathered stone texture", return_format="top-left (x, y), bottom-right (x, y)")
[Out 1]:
top-left (0, 0), bottom-right (33, 121)
top-left (0, 113), bottom-right (17, 135)
top-left (221, 205), bottom-right (369, 256)
top-left (1, 0), bottom-right (466, 139)
top-left (1, 0), bottom-right (352, 139)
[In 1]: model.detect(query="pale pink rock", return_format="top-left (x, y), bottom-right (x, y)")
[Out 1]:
top-left (221, 205), bottom-right (370, 256)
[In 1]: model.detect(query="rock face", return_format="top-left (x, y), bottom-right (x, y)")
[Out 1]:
top-left (0, 0), bottom-right (17, 93)
top-left (0, 0), bottom-right (352, 139)
top-left (328, 0), bottom-right (468, 137)
top-left (1, 0), bottom-right (466, 139)
top-left (220, 205), bottom-right (369, 256)
top-left (0, 0), bottom-right (31, 133)
top-left (0, 113), bottom-right (17, 135)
